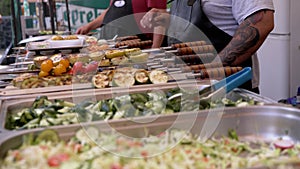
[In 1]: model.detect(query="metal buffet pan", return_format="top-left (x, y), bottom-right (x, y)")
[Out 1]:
top-left (0, 81), bottom-right (212, 131)
top-left (227, 88), bottom-right (277, 104)
top-left (1, 105), bottom-right (300, 168)
top-left (0, 77), bottom-right (278, 133)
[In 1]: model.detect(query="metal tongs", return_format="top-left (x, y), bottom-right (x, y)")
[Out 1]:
top-left (198, 67), bottom-right (252, 101)
top-left (167, 67), bottom-right (252, 142)
top-left (168, 67), bottom-right (252, 101)
top-left (196, 67), bottom-right (252, 142)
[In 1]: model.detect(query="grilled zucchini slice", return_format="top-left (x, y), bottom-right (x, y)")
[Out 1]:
top-left (134, 69), bottom-right (149, 84)
top-left (105, 50), bottom-right (125, 59)
top-left (149, 70), bottom-right (168, 84)
top-left (112, 72), bottom-right (135, 87)
top-left (92, 73), bottom-right (110, 88)
top-left (129, 52), bottom-right (149, 63)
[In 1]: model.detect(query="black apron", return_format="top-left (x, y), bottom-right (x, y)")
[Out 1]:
top-left (168, 0), bottom-right (254, 91)
top-left (100, 0), bottom-right (142, 39)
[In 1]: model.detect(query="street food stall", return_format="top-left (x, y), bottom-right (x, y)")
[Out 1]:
top-left (1, 0), bottom-right (300, 168)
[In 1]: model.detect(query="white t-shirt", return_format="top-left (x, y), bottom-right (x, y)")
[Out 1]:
top-left (201, 0), bottom-right (274, 88)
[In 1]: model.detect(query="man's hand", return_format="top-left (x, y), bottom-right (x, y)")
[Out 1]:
top-left (0, 14), bottom-right (2, 24)
top-left (140, 8), bottom-right (170, 29)
top-left (75, 25), bottom-right (91, 35)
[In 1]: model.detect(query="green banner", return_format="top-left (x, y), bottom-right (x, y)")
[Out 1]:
top-left (56, 3), bottom-right (106, 29)
top-left (68, 0), bottom-right (110, 9)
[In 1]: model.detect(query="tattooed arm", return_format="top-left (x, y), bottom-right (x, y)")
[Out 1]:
top-left (219, 10), bottom-right (274, 66)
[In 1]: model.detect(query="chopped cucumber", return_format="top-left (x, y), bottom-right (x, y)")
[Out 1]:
top-left (35, 129), bottom-right (60, 144)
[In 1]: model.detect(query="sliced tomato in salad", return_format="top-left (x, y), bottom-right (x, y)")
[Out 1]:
top-left (48, 156), bottom-right (60, 167)
top-left (47, 153), bottom-right (70, 167)
top-left (140, 150), bottom-right (148, 157)
top-left (111, 163), bottom-right (123, 169)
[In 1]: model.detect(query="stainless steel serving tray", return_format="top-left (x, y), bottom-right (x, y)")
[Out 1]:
top-left (0, 81), bottom-right (278, 133)
top-left (228, 88), bottom-right (277, 103)
top-left (0, 78), bottom-right (278, 133)
top-left (1, 105), bottom-right (300, 163)
top-left (0, 81), bottom-right (211, 131)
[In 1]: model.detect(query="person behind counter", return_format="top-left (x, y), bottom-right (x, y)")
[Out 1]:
top-left (140, 0), bottom-right (274, 93)
top-left (76, 0), bottom-right (167, 48)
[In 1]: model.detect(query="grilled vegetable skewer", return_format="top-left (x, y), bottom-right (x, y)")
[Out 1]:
top-left (115, 40), bottom-right (153, 49)
top-left (169, 40), bottom-right (207, 49)
top-left (125, 40), bottom-right (153, 48)
top-left (173, 45), bottom-right (216, 55)
top-left (115, 39), bottom-right (141, 48)
top-left (182, 62), bottom-right (223, 72)
top-left (169, 66), bottom-right (243, 81)
top-left (192, 66), bottom-right (243, 79)
top-left (142, 41), bottom-right (209, 53)
top-left (116, 35), bottom-right (139, 41)
top-left (174, 53), bottom-right (216, 65)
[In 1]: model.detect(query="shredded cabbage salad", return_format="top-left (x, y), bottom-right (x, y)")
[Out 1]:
top-left (1, 128), bottom-right (300, 169)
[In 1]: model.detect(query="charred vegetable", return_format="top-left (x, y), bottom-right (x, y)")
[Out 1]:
top-left (92, 73), bottom-right (110, 88)
top-left (112, 72), bottom-right (135, 87)
top-left (149, 70), bottom-right (168, 84)
top-left (105, 50), bottom-right (125, 59)
top-left (134, 69), bottom-right (149, 84)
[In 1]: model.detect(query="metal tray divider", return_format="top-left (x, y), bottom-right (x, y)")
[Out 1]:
top-left (0, 80), bottom-right (212, 100)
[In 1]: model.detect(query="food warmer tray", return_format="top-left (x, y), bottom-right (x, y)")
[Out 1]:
top-left (1, 105), bottom-right (300, 168)
top-left (0, 81), bottom-right (209, 130)
top-left (0, 79), bottom-right (279, 134)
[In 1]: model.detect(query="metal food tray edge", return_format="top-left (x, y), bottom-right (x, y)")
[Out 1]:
top-left (0, 80), bottom-right (212, 100)
top-left (1, 105), bottom-right (300, 159)
top-left (0, 84), bottom-right (280, 133)
top-left (0, 81), bottom-right (212, 131)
